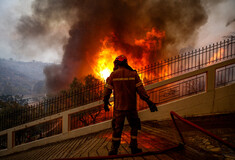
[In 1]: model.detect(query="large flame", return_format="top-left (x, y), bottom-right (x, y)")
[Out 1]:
top-left (93, 28), bottom-right (165, 81)
top-left (93, 37), bottom-right (122, 80)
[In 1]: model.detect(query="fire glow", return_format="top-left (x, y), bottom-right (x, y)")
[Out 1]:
top-left (210, 48), bottom-right (225, 64)
top-left (93, 28), bottom-right (165, 80)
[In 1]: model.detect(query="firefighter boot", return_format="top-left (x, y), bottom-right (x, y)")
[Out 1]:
top-left (130, 138), bottom-right (142, 154)
top-left (109, 140), bottom-right (120, 155)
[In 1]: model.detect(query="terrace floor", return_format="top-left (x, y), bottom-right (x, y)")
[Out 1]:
top-left (1, 113), bottom-right (235, 160)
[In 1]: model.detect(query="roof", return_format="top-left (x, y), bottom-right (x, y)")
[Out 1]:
top-left (1, 113), bottom-right (235, 160)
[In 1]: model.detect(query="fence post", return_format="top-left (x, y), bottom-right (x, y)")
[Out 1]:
top-left (207, 66), bottom-right (216, 95)
top-left (7, 130), bottom-right (12, 150)
top-left (62, 114), bottom-right (68, 134)
top-left (198, 48), bottom-right (201, 69)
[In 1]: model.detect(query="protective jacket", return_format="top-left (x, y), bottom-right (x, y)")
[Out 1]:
top-left (104, 66), bottom-right (149, 111)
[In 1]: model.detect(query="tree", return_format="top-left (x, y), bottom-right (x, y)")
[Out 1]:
top-left (0, 95), bottom-right (29, 131)
top-left (84, 74), bottom-right (100, 86)
top-left (70, 77), bottom-right (83, 90)
top-left (0, 95), bottom-right (28, 107)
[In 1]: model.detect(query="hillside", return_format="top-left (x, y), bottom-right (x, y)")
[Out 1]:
top-left (0, 58), bottom-right (49, 96)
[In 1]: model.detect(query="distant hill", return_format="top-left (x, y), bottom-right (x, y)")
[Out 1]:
top-left (0, 58), bottom-right (50, 96)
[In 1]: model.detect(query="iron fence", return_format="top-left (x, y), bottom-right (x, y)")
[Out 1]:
top-left (216, 64), bottom-right (235, 87)
top-left (137, 74), bottom-right (206, 110)
top-left (138, 37), bottom-right (235, 85)
top-left (0, 82), bottom-right (104, 131)
top-left (0, 134), bottom-right (7, 150)
top-left (14, 117), bottom-right (62, 146)
top-left (69, 104), bottom-right (113, 130)
top-left (0, 37), bottom-right (234, 132)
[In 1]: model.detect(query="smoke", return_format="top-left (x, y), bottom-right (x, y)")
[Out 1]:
top-left (16, 0), bottom-right (209, 94)
top-left (226, 19), bottom-right (235, 27)
top-left (196, 0), bottom-right (235, 47)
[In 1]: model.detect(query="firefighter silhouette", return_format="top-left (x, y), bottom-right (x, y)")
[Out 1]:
top-left (103, 55), bottom-right (158, 155)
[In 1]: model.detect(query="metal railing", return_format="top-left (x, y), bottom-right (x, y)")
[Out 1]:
top-left (69, 105), bottom-right (113, 130)
top-left (0, 134), bottom-right (7, 150)
top-left (14, 117), bottom-right (62, 146)
top-left (216, 64), bottom-right (235, 87)
top-left (0, 82), bottom-right (104, 131)
top-left (138, 37), bottom-right (235, 85)
top-left (138, 74), bottom-right (206, 110)
top-left (0, 37), bottom-right (234, 131)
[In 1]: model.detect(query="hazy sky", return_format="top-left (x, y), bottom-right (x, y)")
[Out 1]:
top-left (196, 0), bottom-right (235, 47)
top-left (0, 0), bottom-right (63, 63)
top-left (0, 0), bottom-right (34, 61)
top-left (0, 0), bottom-right (234, 63)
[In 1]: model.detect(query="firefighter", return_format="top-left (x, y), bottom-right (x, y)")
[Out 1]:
top-left (103, 55), bottom-right (158, 155)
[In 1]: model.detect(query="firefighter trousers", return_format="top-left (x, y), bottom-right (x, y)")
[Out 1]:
top-left (112, 110), bottom-right (141, 141)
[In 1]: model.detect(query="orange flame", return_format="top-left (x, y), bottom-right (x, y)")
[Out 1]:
top-left (159, 64), bottom-right (171, 79)
top-left (209, 48), bottom-right (224, 64)
top-left (93, 38), bottom-right (122, 80)
top-left (93, 28), bottom-right (165, 81)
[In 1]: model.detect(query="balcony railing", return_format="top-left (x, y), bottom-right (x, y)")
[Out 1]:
top-left (216, 63), bottom-right (235, 87)
top-left (0, 134), bottom-right (7, 150)
top-left (138, 37), bottom-right (235, 85)
top-left (14, 117), bottom-right (62, 146)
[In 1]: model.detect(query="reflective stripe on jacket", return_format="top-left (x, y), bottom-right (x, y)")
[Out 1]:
top-left (104, 66), bottom-right (149, 110)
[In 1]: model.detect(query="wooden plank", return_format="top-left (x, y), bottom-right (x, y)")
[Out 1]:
top-left (68, 136), bottom-right (89, 156)
top-left (55, 139), bottom-right (78, 159)
top-left (121, 127), bottom-right (158, 160)
top-left (45, 138), bottom-right (79, 160)
top-left (141, 155), bottom-right (160, 160)
top-left (155, 154), bottom-right (175, 160)
top-left (69, 136), bottom-right (93, 158)
top-left (30, 144), bottom-right (53, 160)
top-left (119, 128), bottom-right (132, 156)
top-left (141, 125), bottom-right (178, 144)
top-left (88, 129), bottom-right (110, 157)
top-left (120, 128), bottom-right (144, 160)
top-left (165, 145), bottom-right (203, 160)
top-left (60, 137), bottom-right (83, 158)
top-left (139, 130), bottom-right (176, 150)
top-left (76, 131), bottom-right (107, 158)
top-left (36, 143), bottom-right (60, 160)
top-left (96, 130), bottom-right (112, 156)
top-left (85, 130), bottom-right (111, 157)
top-left (179, 145), bottom-right (219, 160)
top-left (122, 126), bottom-right (177, 160)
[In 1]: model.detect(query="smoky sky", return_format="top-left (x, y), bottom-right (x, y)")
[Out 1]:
top-left (16, 0), bottom-right (209, 94)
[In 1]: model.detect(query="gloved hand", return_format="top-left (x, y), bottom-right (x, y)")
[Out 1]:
top-left (103, 100), bottom-right (111, 112)
top-left (147, 100), bottom-right (158, 112)
top-left (150, 103), bottom-right (158, 112)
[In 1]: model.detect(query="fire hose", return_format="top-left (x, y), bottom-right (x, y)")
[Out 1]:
top-left (170, 111), bottom-right (235, 151)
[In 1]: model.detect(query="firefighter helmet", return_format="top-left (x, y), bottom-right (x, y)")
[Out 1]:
top-left (113, 55), bottom-right (134, 71)
top-left (114, 55), bottom-right (127, 63)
